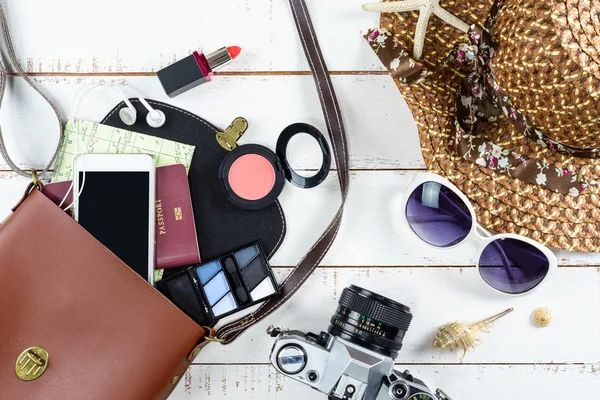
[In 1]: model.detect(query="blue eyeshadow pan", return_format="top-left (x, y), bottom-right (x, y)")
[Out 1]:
top-left (212, 292), bottom-right (237, 317)
top-left (235, 245), bottom-right (260, 269)
top-left (196, 260), bottom-right (222, 284)
top-left (203, 271), bottom-right (230, 306)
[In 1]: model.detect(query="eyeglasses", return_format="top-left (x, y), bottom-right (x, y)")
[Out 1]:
top-left (401, 173), bottom-right (557, 295)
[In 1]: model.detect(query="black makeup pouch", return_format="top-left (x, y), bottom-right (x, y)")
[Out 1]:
top-left (101, 100), bottom-right (286, 265)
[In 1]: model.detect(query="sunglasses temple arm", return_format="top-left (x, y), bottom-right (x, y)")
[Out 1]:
top-left (440, 190), bottom-right (472, 222)
top-left (406, 215), bottom-right (461, 224)
top-left (476, 225), bottom-right (520, 288)
top-left (407, 190), bottom-right (474, 225)
top-left (488, 239), bottom-right (517, 279)
top-left (477, 225), bottom-right (552, 262)
top-left (477, 226), bottom-right (523, 281)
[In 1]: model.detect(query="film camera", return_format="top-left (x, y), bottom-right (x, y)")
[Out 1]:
top-left (268, 285), bottom-right (452, 400)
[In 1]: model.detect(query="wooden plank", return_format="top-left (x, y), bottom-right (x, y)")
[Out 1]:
top-left (2, 171), bottom-right (600, 266)
top-left (169, 364), bottom-right (600, 400)
top-left (0, 75), bottom-right (421, 171)
top-left (189, 267), bottom-right (600, 364)
top-left (3, 0), bottom-right (386, 73)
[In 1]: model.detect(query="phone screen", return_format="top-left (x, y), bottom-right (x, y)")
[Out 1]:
top-left (78, 171), bottom-right (150, 279)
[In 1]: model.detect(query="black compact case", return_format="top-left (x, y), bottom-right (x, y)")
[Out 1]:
top-left (101, 99), bottom-right (286, 264)
top-left (157, 242), bottom-right (279, 326)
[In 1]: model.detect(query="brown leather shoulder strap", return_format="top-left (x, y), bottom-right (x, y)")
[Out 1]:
top-left (216, 0), bottom-right (349, 343)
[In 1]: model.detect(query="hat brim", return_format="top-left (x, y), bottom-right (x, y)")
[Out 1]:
top-left (377, 1), bottom-right (600, 251)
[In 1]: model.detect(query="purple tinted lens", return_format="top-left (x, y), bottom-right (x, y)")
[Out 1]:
top-left (479, 238), bottom-right (550, 294)
top-left (405, 181), bottom-right (472, 247)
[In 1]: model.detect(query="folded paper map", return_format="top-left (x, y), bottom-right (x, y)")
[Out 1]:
top-left (51, 119), bottom-right (195, 182)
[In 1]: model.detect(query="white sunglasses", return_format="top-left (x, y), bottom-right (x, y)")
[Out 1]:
top-left (401, 173), bottom-right (557, 295)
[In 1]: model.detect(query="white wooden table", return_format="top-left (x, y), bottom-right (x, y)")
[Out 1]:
top-left (1, 1), bottom-right (598, 399)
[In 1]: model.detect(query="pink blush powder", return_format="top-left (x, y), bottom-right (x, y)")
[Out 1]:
top-left (228, 154), bottom-right (276, 200)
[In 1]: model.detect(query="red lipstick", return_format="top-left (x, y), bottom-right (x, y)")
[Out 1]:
top-left (157, 46), bottom-right (242, 98)
top-left (226, 46), bottom-right (242, 59)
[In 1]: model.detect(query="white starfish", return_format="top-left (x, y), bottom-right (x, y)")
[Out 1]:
top-left (363, 0), bottom-right (470, 60)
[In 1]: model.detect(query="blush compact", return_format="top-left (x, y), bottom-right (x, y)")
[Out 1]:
top-left (220, 144), bottom-right (286, 210)
top-left (219, 123), bottom-right (331, 210)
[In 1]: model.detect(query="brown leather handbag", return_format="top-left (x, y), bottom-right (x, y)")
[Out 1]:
top-left (0, 6), bottom-right (209, 400)
top-left (1, 187), bottom-right (208, 399)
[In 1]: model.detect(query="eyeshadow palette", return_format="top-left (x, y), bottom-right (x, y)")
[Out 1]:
top-left (157, 242), bottom-right (279, 326)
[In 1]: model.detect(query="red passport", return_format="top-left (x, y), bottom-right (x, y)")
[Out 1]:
top-left (154, 164), bottom-right (201, 268)
top-left (42, 164), bottom-right (200, 269)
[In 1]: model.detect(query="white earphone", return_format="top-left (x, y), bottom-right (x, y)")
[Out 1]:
top-left (119, 86), bottom-right (166, 128)
top-left (117, 97), bottom-right (138, 126)
top-left (59, 83), bottom-right (167, 211)
top-left (71, 83), bottom-right (166, 128)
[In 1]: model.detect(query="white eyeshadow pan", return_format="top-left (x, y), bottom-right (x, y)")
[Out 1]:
top-left (250, 277), bottom-right (276, 301)
top-left (212, 292), bottom-right (237, 317)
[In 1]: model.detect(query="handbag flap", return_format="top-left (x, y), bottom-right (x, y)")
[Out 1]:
top-left (0, 190), bottom-right (205, 400)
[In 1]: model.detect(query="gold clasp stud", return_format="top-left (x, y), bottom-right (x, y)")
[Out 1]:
top-left (16, 347), bottom-right (49, 381)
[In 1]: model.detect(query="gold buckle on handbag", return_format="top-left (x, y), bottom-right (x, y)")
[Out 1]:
top-left (203, 335), bottom-right (225, 343)
top-left (31, 169), bottom-right (38, 187)
top-left (16, 346), bottom-right (49, 381)
top-left (30, 169), bottom-right (43, 191)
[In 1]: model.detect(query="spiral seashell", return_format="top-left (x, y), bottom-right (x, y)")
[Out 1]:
top-left (432, 322), bottom-right (477, 351)
top-left (432, 308), bottom-right (513, 359)
top-left (531, 307), bottom-right (552, 328)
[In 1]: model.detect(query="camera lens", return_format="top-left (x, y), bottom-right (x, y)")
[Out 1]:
top-left (408, 395), bottom-right (435, 400)
top-left (328, 285), bottom-right (412, 358)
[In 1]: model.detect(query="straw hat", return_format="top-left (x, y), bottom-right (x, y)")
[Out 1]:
top-left (362, 0), bottom-right (600, 252)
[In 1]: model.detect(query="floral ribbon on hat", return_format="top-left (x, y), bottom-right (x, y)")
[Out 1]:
top-left (363, 23), bottom-right (594, 196)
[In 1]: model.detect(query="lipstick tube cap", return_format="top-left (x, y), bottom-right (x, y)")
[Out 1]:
top-left (156, 51), bottom-right (212, 98)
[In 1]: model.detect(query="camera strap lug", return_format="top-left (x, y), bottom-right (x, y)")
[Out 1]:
top-left (436, 389), bottom-right (453, 400)
top-left (266, 325), bottom-right (287, 337)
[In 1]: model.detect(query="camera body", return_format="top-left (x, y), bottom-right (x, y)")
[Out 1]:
top-left (267, 285), bottom-right (452, 400)
top-left (269, 327), bottom-right (449, 400)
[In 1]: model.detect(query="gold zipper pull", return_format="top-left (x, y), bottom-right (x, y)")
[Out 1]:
top-left (216, 117), bottom-right (249, 151)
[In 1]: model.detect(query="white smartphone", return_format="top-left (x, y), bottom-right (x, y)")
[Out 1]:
top-left (74, 154), bottom-right (156, 285)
